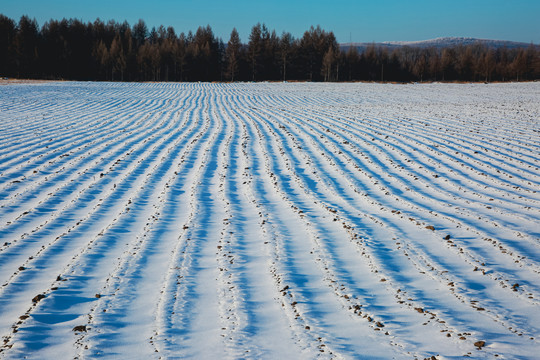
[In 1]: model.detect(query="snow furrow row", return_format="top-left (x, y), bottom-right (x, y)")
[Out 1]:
top-left (0, 81), bottom-right (538, 359)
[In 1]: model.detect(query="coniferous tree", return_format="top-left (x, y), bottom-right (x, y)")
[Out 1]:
top-left (299, 26), bottom-right (337, 81)
top-left (15, 16), bottom-right (40, 78)
top-left (40, 19), bottom-right (65, 78)
top-left (226, 28), bottom-right (241, 81)
top-left (1, 14), bottom-right (538, 83)
top-left (258, 25), bottom-right (279, 80)
top-left (132, 19), bottom-right (148, 48)
top-left (279, 32), bottom-right (294, 81)
top-left (362, 43), bottom-right (377, 80)
top-left (248, 23), bottom-right (262, 81)
top-left (122, 26), bottom-right (135, 81)
top-left (299, 26), bottom-right (317, 81)
top-left (176, 32), bottom-right (187, 81)
top-left (0, 15), bottom-right (16, 76)
top-left (266, 29), bottom-right (281, 80)
top-left (345, 45), bottom-right (359, 81)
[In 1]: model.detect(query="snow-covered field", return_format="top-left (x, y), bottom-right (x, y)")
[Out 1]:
top-left (0, 81), bottom-right (539, 359)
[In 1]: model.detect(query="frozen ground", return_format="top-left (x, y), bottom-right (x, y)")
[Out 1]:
top-left (0, 81), bottom-right (539, 359)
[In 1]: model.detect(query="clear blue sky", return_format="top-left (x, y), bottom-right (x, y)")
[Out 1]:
top-left (2, 0), bottom-right (539, 44)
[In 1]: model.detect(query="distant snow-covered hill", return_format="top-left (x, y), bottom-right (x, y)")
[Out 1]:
top-left (341, 37), bottom-right (537, 52)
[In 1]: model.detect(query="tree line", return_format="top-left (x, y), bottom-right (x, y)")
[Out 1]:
top-left (1, 14), bottom-right (538, 82)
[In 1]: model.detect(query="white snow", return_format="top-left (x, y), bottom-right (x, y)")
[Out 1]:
top-left (0, 81), bottom-right (539, 359)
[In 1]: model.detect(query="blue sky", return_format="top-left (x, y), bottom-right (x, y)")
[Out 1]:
top-left (2, 0), bottom-right (539, 43)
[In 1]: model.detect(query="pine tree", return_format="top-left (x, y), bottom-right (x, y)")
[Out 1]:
top-left (248, 23), bottom-right (262, 81)
top-left (15, 16), bottom-right (39, 78)
top-left (0, 15), bottom-right (16, 76)
top-left (132, 19), bottom-right (148, 48)
top-left (279, 32), bottom-right (294, 81)
top-left (226, 28), bottom-right (241, 81)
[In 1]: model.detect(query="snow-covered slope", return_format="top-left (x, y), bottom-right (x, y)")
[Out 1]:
top-left (341, 37), bottom-right (537, 52)
top-left (382, 37), bottom-right (535, 48)
top-left (0, 82), bottom-right (539, 359)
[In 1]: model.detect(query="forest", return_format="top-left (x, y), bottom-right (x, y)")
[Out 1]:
top-left (1, 14), bottom-right (539, 82)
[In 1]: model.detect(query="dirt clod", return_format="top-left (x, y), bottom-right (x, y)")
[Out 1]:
top-left (474, 340), bottom-right (486, 349)
top-left (32, 294), bottom-right (46, 303)
top-left (72, 325), bottom-right (87, 332)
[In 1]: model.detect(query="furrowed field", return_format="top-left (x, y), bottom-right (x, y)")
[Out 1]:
top-left (0, 82), bottom-right (539, 359)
